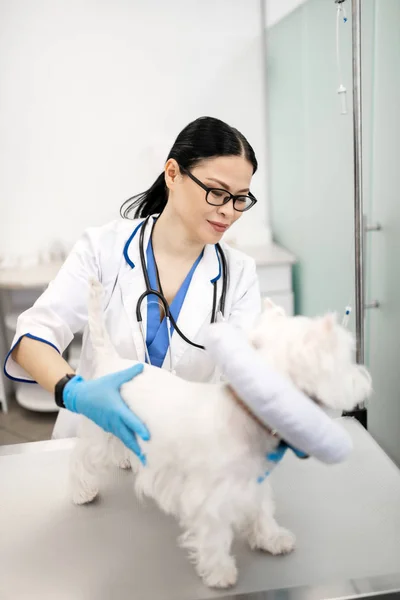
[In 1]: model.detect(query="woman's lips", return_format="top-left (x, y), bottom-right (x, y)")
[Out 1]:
top-left (207, 220), bottom-right (229, 233)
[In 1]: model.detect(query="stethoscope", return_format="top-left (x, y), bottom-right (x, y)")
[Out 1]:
top-left (136, 215), bottom-right (228, 371)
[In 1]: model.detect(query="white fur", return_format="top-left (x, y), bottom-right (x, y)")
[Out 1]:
top-left (70, 283), bottom-right (372, 588)
top-left (251, 298), bottom-right (372, 412)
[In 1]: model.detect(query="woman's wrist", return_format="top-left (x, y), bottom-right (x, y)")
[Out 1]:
top-left (55, 374), bottom-right (82, 411)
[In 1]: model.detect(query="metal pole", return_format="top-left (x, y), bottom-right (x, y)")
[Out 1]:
top-left (344, 0), bottom-right (368, 428)
top-left (352, 0), bottom-right (364, 366)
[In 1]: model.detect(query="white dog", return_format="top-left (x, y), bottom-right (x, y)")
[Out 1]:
top-left (70, 281), bottom-right (372, 588)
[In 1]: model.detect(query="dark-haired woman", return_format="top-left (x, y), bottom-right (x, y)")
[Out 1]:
top-left (5, 117), bottom-right (262, 460)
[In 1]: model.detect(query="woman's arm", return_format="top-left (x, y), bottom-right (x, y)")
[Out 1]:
top-left (12, 336), bottom-right (74, 393)
top-left (12, 334), bottom-right (149, 460)
top-left (4, 227), bottom-right (102, 383)
top-left (7, 224), bottom-right (150, 458)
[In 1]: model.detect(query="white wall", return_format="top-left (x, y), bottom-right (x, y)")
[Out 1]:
top-left (0, 0), bottom-right (270, 265)
top-left (266, 0), bottom-right (307, 28)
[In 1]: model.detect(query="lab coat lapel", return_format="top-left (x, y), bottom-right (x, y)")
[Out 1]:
top-left (118, 218), bottom-right (154, 362)
top-left (167, 244), bottom-right (220, 370)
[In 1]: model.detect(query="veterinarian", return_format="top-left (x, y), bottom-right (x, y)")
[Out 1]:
top-left (4, 116), bottom-right (261, 463)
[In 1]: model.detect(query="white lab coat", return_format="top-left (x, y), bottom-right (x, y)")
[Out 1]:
top-left (5, 216), bottom-right (261, 438)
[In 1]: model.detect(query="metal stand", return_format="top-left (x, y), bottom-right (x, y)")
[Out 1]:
top-left (343, 0), bottom-right (367, 428)
top-left (344, 405), bottom-right (368, 429)
top-left (351, 0), bottom-right (364, 368)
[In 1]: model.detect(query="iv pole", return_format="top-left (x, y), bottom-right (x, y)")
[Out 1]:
top-left (342, 0), bottom-right (368, 428)
top-left (351, 0), bottom-right (364, 370)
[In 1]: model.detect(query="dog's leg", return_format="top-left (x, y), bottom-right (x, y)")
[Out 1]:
top-left (246, 482), bottom-right (296, 555)
top-left (70, 439), bottom-right (103, 505)
top-left (180, 513), bottom-right (237, 589)
top-left (109, 437), bottom-right (132, 470)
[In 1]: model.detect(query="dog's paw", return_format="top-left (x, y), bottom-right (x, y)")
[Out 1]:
top-left (118, 457), bottom-right (132, 470)
top-left (200, 559), bottom-right (238, 589)
top-left (72, 485), bottom-right (99, 505)
top-left (249, 526), bottom-right (296, 555)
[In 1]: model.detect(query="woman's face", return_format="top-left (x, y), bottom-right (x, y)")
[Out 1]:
top-left (165, 155), bottom-right (254, 245)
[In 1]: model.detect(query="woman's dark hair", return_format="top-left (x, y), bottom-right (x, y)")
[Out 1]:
top-left (120, 116), bottom-right (258, 219)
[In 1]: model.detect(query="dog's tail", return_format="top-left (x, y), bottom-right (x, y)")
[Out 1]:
top-left (87, 277), bottom-right (118, 359)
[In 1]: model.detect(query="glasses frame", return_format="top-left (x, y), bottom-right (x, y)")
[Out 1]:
top-left (180, 166), bottom-right (257, 212)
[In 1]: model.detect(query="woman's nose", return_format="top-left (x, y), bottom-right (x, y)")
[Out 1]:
top-left (217, 199), bottom-right (235, 220)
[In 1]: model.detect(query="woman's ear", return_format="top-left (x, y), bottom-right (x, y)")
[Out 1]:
top-left (164, 159), bottom-right (181, 190)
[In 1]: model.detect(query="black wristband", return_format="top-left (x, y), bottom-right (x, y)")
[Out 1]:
top-left (54, 374), bottom-right (76, 409)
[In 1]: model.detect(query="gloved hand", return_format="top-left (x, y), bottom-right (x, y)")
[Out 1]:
top-left (63, 364), bottom-right (150, 465)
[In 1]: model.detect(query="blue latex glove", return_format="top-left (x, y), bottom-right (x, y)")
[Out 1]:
top-left (63, 364), bottom-right (150, 465)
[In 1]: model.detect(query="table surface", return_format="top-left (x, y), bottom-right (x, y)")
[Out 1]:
top-left (0, 261), bottom-right (64, 289)
top-left (1, 419), bottom-right (400, 600)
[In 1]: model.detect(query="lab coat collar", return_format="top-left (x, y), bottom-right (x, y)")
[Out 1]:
top-left (118, 217), bottom-right (153, 361)
top-left (122, 216), bottom-right (150, 270)
top-left (121, 215), bottom-right (222, 283)
top-left (119, 215), bottom-right (222, 367)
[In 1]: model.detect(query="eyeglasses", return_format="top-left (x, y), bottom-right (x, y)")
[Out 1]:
top-left (180, 166), bottom-right (257, 212)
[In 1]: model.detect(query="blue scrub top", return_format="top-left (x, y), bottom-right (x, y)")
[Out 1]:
top-left (146, 239), bottom-right (203, 368)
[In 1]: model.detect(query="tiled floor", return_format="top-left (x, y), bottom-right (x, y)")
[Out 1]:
top-left (0, 395), bottom-right (57, 445)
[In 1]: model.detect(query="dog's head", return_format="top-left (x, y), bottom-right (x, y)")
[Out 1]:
top-left (249, 299), bottom-right (372, 411)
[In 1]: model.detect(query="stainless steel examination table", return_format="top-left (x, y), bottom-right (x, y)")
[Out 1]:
top-left (1, 418), bottom-right (400, 600)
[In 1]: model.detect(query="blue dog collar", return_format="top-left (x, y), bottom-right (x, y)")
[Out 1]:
top-left (257, 441), bottom-right (308, 484)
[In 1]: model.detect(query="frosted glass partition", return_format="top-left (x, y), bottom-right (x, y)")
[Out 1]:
top-left (267, 0), bottom-right (373, 323)
top-left (365, 0), bottom-right (400, 465)
top-left (266, 0), bottom-right (400, 465)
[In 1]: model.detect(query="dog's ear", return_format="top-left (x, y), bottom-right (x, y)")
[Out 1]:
top-left (307, 314), bottom-right (337, 342)
top-left (320, 313), bottom-right (337, 332)
top-left (263, 298), bottom-right (276, 310)
top-left (304, 313), bottom-right (338, 346)
top-left (263, 297), bottom-right (286, 316)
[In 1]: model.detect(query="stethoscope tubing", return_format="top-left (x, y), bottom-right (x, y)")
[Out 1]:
top-left (136, 215), bottom-right (228, 353)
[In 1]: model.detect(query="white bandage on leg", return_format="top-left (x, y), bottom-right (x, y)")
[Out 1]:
top-left (204, 323), bottom-right (353, 464)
